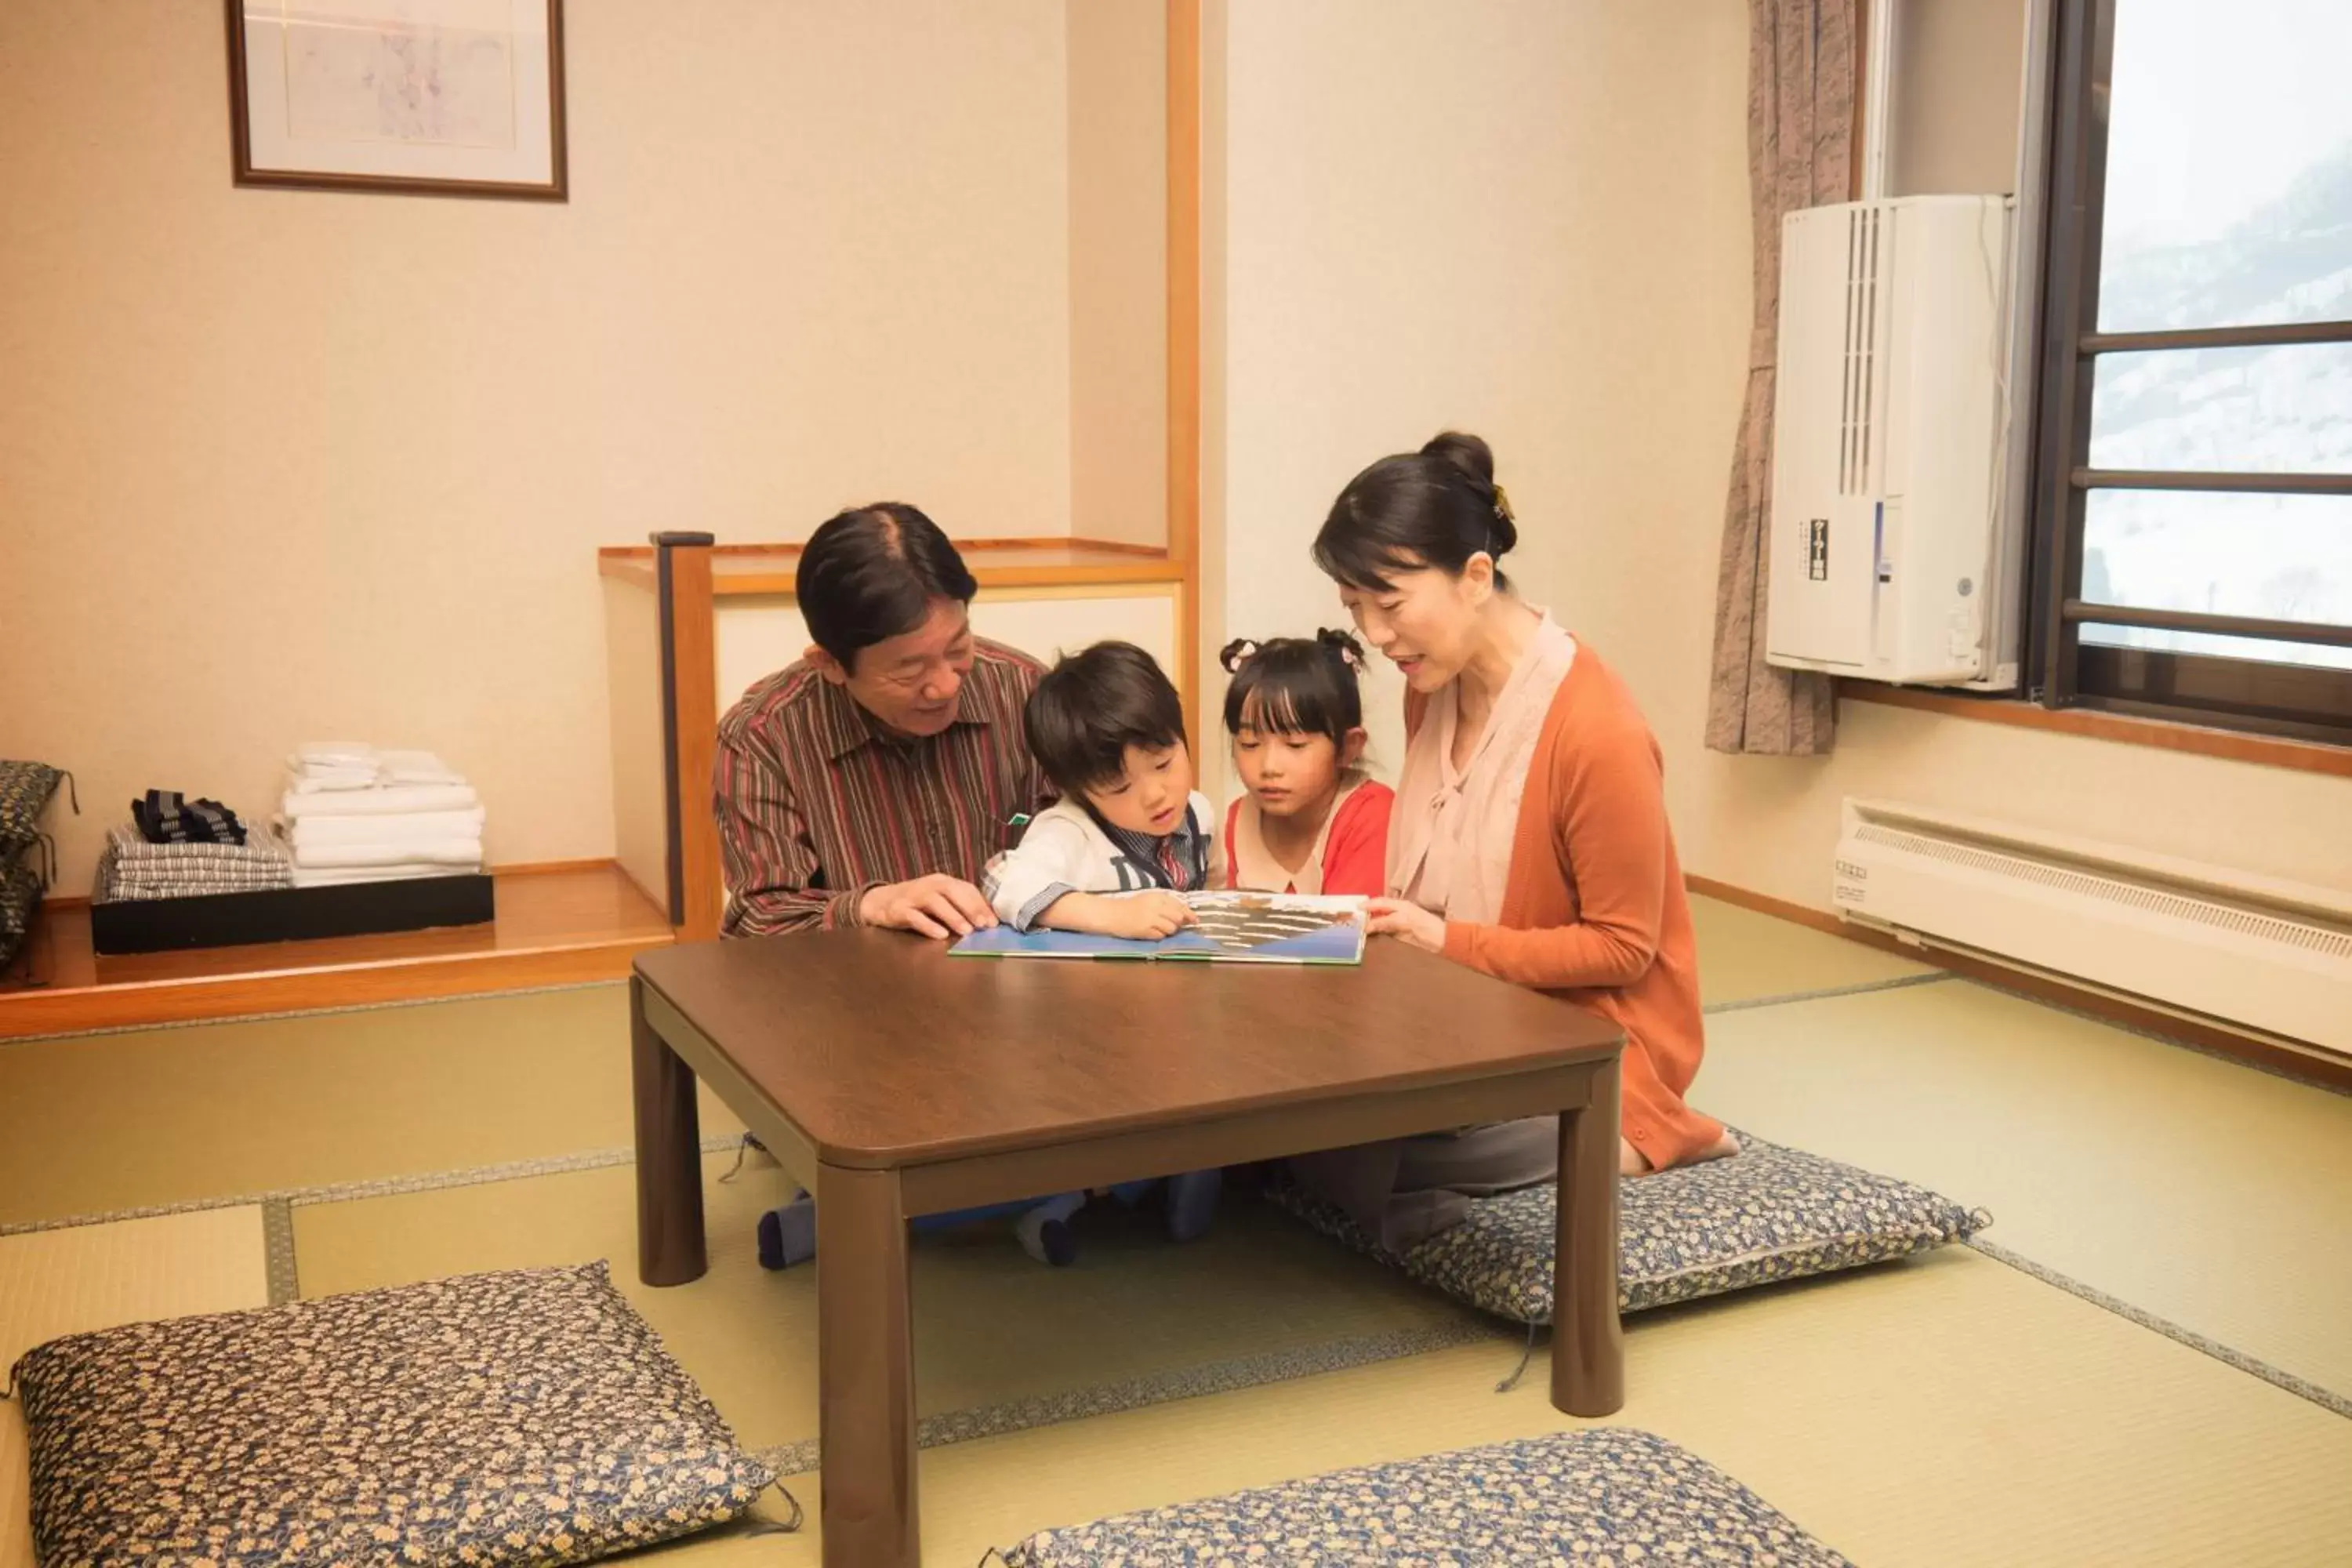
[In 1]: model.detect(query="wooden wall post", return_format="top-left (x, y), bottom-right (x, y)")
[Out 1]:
top-left (652, 532), bottom-right (723, 942)
top-left (1167, 0), bottom-right (1203, 759)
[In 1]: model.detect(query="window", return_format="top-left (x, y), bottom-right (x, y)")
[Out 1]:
top-left (2031, 0), bottom-right (2352, 744)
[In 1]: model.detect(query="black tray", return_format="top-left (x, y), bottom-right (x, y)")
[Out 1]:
top-left (90, 874), bottom-right (495, 954)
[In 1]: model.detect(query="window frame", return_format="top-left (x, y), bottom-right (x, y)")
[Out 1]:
top-left (2027, 0), bottom-right (2352, 747)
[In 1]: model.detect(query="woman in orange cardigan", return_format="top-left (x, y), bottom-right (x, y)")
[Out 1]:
top-left (1289, 431), bottom-right (1737, 1252)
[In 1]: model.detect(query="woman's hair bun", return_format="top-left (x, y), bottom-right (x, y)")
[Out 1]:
top-left (1218, 637), bottom-right (1259, 673)
top-left (1420, 430), bottom-right (1495, 491)
top-left (1422, 430), bottom-right (1514, 554)
top-left (1314, 428), bottom-right (1516, 592)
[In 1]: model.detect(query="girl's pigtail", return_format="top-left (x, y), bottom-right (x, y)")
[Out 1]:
top-left (1315, 627), bottom-right (1367, 675)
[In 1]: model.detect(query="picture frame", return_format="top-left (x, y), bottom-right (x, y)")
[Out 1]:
top-left (227, 0), bottom-right (567, 201)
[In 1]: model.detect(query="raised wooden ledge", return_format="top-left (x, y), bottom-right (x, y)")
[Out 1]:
top-left (1841, 681), bottom-right (2352, 779)
top-left (598, 536), bottom-right (1182, 597)
top-left (1686, 873), bottom-right (2352, 1094)
top-left (0, 863), bottom-right (673, 1041)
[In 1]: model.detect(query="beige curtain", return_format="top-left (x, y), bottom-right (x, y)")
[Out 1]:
top-left (1704, 0), bottom-right (1856, 757)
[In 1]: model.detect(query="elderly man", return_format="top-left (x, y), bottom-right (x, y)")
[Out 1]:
top-left (713, 501), bottom-right (1058, 1266)
top-left (715, 501), bottom-right (1053, 941)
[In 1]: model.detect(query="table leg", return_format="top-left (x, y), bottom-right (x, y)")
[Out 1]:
top-left (632, 975), bottom-right (707, 1287)
top-left (1552, 1053), bottom-right (1624, 1417)
top-left (816, 1162), bottom-right (919, 1568)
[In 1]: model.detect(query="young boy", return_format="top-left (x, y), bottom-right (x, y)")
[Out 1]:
top-left (980, 641), bottom-right (1222, 1251)
top-left (984, 640), bottom-right (1214, 937)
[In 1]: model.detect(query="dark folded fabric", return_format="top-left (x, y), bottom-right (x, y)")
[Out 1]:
top-left (134, 790), bottom-right (247, 846)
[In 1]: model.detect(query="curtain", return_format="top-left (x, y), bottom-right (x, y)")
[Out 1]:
top-left (1704, 0), bottom-right (1856, 757)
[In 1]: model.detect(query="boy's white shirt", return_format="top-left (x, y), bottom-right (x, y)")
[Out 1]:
top-left (982, 790), bottom-right (1216, 931)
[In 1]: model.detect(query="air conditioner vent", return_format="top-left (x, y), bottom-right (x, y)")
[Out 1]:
top-left (1839, 205), bottom-right (1881, 495)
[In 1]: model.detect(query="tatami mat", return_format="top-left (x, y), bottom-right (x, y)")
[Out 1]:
top-left (0, 897), bottom-right (1912, 1229)
top-left (647, 1246), bottom-right (2352, 1567)
top-left (1686, 894), bottom-right (1935, 1005)
top-left (1698, 978), bottom-right (2352, 1401)
top-left (0, 985), bottom-right (743, 1226)
top-left (289, 1142), bottom-right (2352, 1565)
top-left (8, 901), bottom-right (2343, 1566)
top-left (2, 1207), bottom-right (272, 1568)
top-left (292, 1152), bottom-right (1494, 1460)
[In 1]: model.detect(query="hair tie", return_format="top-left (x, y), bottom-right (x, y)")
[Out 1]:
top-left (1314, 628), bottom-right (1366, 674)
top-left (1219, 637), bottom-right (1261, 673)
top-left (1491, 483), bottom-right (1514, 524)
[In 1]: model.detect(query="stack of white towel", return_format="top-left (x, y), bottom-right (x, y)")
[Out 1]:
top-left (279, 744), bottom-right (486, 888)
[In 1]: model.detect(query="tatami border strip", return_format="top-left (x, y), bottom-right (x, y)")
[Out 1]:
top-left (0, 979), bottom-right (626, 1046)
top-left (1966, 1237), bottom-right (2350, 1421)
top-left (1701, 971), bottom-right (1952, 1014)
top-left (262, 1199), bottom-right (299, 1306)
top-left (0, 1135), bottom-right (746, 1237)
top-left (747, 1228), bottom-right (2352, 1477)
top-left (751, 1316), bottom-right (1517, 1479)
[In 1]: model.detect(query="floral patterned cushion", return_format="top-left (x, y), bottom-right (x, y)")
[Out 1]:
top-left (1269, 1130), bottom-right (1984, 1322)
top-left (0, 760), bottom-right (64, 852)
top-left (1001, 1426), bottom-right (1853, 1566)
top-left (9, 1262), bottom-right (775, 1568)
top-left (0, 851), bottom-right (40, 975)
top-left (0, 852), bottom-right (38, 939)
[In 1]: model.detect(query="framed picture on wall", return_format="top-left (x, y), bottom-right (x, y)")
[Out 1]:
top-left (227, 1), bottom-right (567, 200)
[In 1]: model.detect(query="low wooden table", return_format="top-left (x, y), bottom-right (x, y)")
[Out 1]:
top-left (631, 932), bottom-right (1625, 1568)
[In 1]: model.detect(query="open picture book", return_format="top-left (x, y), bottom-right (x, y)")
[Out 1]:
top-left (950, 892), bottom-right (1368, 965)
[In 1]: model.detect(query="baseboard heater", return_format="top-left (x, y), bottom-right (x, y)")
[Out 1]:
top-left (1834, 797), bottom-right (2352, 1057)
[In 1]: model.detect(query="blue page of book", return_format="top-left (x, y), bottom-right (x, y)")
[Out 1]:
top-left (950, 894), bottom-right (1367, 964)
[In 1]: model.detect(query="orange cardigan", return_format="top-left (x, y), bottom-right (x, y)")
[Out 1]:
top-left (1412, 642), bottom-right (1725, 1170)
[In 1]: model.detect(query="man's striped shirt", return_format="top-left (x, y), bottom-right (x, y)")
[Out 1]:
top-left (712, 638), bottom-right (1053, 937)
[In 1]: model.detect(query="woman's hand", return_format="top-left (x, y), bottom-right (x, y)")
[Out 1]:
top-left (1366, 897), bottom-right (1446, 954)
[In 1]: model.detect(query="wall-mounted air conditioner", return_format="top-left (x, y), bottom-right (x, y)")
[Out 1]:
top-left (1766, 195), bottom-right (2017, 687)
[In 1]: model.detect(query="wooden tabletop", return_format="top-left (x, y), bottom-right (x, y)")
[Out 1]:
top-left (633, 932), bottom-right (1622, 1167)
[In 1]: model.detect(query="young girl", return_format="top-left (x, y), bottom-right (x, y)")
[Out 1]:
top-left (1219, 630), bottom-right (1394, 897)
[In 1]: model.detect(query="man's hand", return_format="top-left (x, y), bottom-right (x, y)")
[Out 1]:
top-left (1366, 896), bottom-right (1446, 954)
top-left (858, 875), bottom-right (997, 939)
top-left (1101, 891), bottom-right (1197, 941)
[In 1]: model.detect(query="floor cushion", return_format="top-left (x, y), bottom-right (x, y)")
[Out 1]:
top-left (1000, 1425), bottom-right (1854, 1566)
top-left (1269, 1130), bottom-right (1984, 1322)
top-left (9, 1261), bottom-right (774, 1568)
top-left (0, 760), bottom-right (64, 853)
top-left (0, 852), bottom-right (40, 971)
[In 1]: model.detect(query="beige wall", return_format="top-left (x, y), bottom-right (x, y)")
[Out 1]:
top-left (1208, 0), bottom-right (1754, 797)
top-left (0, 1), bottom-right (1074, 891)
top-left (1206, 0), bottom-right (2352, 908)
top-left (1681, 704), bottom-right (2352, 908)
top-left (1890, 0), bottom-right (2029, 196)
top-left (1068, 0), bottom-right (1169, 547)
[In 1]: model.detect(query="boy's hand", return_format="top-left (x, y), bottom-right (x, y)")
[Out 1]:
top-left (1105, 891), bottom-right (1197, 941)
